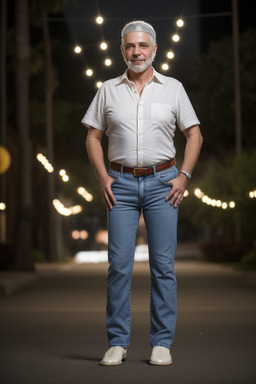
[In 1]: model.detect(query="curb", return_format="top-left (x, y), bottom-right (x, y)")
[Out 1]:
top-left (0, 272), bottom-right (40, 296)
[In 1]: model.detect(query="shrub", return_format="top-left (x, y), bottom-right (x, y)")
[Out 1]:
top-left (199, 238), bottom-right (253, 262)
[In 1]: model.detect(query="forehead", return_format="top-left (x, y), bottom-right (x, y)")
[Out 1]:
top-left (123, 31), bottom-right (151, 45)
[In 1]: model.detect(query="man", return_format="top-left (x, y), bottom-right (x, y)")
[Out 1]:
top-left (82, 20), bottom-right (203, 366)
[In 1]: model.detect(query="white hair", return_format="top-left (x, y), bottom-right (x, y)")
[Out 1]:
top-left (121, 20), bottom-right (156, 48)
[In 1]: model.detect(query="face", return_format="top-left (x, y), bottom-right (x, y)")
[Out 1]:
top-left (121, 31), bottom-right (157, 73)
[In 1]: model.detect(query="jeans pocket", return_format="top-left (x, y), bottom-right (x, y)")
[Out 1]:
top-left (108, 169), bottom-right (121, 186)
top-left (157, 166), bottom-right (178, 186)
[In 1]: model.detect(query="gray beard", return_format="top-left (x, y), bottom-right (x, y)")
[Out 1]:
top-left (125, 53), bottom-right (155, 73)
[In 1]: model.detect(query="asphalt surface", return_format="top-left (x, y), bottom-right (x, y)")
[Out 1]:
top-left (0, 259), bottom-right (256, 384)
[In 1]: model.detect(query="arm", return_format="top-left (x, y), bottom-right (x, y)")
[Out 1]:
top-left (86, 127), bottom-right (116, 210)
top-left (166, 124), bottom-right (203, 207)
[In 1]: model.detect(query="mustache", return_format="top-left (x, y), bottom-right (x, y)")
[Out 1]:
top-left (130, 57), bottom-right (145, 61)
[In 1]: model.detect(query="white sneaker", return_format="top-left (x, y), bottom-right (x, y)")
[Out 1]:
top-left (100, 346), bottom-right (127, 366)
top-left (149, 346), bottom-right (172, 366)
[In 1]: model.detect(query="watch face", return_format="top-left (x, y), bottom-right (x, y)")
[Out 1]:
top-left (180, 171), bottom-right (191, 179)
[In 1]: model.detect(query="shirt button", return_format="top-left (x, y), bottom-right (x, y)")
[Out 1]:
top-left (138, 148), bottom-right (142, 151)
top-left (138, 162), bottom-right (143, 166)
top-left (139, 117), bottom-right (142, 120)
top-left (139, 132), bottom-right (142, 136)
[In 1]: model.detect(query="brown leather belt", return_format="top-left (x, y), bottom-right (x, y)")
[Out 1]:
top-left (110, 159), bottom-right (175, 178)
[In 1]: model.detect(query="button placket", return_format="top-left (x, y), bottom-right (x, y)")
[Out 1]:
top-left (137, 99), bottom-right (144, 167)
top-left (136, 87), bottom-right (149, 167)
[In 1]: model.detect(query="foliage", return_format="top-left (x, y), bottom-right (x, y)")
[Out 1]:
top-left (190, 28), bottom-right (256, 159)
top-left (31, 249), bottom-right (46, 263)
top-left (199, 238), bottom-right (252, 263)
top-left (29, 0), bottom-right (70, 27)
top-left (181, 150), bottom-right (256, 242)
top-left (241, 249), bottom-right (256, 269)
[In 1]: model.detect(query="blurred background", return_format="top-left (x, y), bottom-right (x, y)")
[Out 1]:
top-left (0, 0), bottom-right (255, 270)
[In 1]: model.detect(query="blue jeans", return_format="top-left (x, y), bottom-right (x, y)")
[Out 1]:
top-left (106, 164), bottom-right (179, 349)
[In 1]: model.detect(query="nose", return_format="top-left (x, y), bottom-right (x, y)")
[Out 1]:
top-left (133, 44), bottom-right (141, 56)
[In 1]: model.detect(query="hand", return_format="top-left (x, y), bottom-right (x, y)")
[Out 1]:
top-left (99, 175), bottom-right (116, 210)
top-left (165, 174), bottom-right (188, 208)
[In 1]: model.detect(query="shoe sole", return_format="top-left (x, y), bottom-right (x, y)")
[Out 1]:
top-left (149, 360), bottom-right (172, 366)
top-left (100, 354), bottom-right (127, 366)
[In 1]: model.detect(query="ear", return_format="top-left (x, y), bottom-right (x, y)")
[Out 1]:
top-left (120, 44), bottom-right (125, 59)
top-left (153, 44), bottom-right (158, 56)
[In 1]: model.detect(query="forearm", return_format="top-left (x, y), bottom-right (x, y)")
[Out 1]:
top-left (86, 128), bottom-right (116, 209)
top-left (86, 133), bottom-right (108, 182)
top-left (180, 125), bottom-right (203, 175)
top-left (166, 125), bottom-right (203, 207)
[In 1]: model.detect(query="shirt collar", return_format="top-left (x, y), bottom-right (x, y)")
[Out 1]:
top-left (114, 67), bottom-right (165, 86)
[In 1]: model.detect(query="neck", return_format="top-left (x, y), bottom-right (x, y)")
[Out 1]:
top-left (127, 66), bottom-right (153, 84)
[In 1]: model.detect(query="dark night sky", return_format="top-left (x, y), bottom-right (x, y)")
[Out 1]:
top-left (62, 0), bottom-right (201, 84)
top-left (54, 0), bottom-right (254, 103)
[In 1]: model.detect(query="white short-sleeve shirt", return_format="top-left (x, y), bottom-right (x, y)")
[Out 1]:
top-left (82, 68), bottom-right (200, 168)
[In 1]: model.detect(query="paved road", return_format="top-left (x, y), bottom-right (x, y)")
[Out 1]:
top-left (0, 260), bottom-right (255, 384)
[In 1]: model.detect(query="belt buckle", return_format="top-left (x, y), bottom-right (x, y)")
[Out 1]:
top-left (133, 168), bottom-right (141, 177)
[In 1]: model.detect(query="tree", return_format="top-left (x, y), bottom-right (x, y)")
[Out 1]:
top-left (189, 29), bottom-right (256, 159)
top-left (177, 29), bottom-right (256, 249)
top-left (15, 0), bottom-right (34, 270)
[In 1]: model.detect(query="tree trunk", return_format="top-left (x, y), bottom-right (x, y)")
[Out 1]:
top-left (42, 8), bottom-right (57, 261)
top-left (15, 0), bottom-right (34, 270)
top-left (0, 0), bottom-right (7, 243)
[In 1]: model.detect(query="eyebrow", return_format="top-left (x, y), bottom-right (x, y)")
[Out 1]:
top-left (125, 41), bottom-right (149, 47)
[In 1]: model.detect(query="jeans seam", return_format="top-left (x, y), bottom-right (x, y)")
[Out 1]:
top-left (150, 275), bottom-right (153, 344)
top-left (127, 269), bottom-right (132, 336)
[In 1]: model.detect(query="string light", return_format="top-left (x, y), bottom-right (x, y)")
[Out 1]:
top-left (37, 153), bottom-right (54, 173)
top-left (194, 188), bottom-right (236, 210)
top-left (96, 16), bottom-right (104, 24)
top-left (0, 202), bottom-right (6, 210)
top-left (75, 14), bottom-right (185, 78)
top-left (96, 81), bottom-right (103, 88)
top-left (167, 51), bottom-right (174, 59)
top-left (74, 45), bottom-right (82, 54)
top-left (161, 63), bottom-right (169, 71)
top-left (72, 230), bottom-right (89, 240)
top-left (85, 69), bottom-right (93, 77)
top-left (53, 199), bottom-right (82, 216)
top-left (100, 42), bottom-right (108, 50)
top-left (172, 33), bottom-right (180, 42)
top-left (176, 19), bottom-right (184, 27)
top-left (104, 58), bottom-right (112, 66)
top-left (59, 169), bottom-right (69, 182)
top-left (77, 187), bottom-right (93, 202)
top-left (35, 152), bottom-right (254, 216)
top-left (249, 190), bottom-right (256, 198)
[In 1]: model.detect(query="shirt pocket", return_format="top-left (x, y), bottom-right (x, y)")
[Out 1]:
top-left (151, 103), bottom-right (176, 127)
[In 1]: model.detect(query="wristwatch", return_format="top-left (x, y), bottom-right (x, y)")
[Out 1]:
top-left (179, 171), bottom-right (192, 180)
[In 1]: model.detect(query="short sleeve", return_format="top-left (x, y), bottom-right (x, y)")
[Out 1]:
top-left (176, 84), bottom-right (200, 131)
top-left (81, 85), bottom-right (107, 131)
